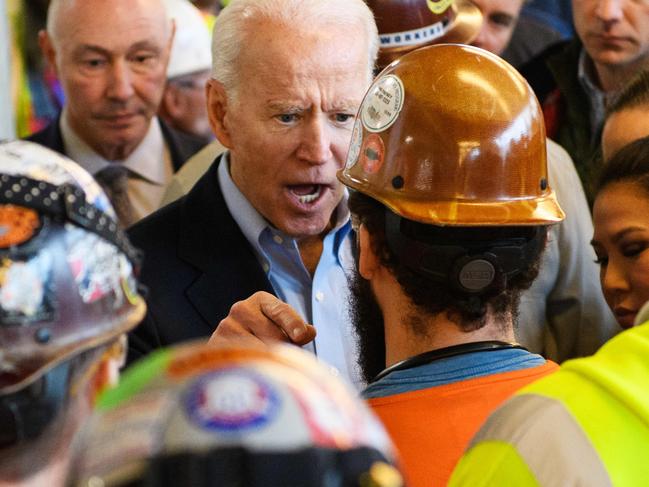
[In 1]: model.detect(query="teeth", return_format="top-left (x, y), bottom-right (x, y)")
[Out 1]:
top-left (297, 186), bottom-right (321, 204)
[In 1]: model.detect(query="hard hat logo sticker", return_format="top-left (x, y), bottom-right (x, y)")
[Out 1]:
top-left (0, 254), bottom-right (54, 323)
top-left (345, 118), bottom-right (363, 170)
top-left (66, 227), bottom-right (130, 307)
top-left (427, 0), bottom-right (453, 14)
top-left (360, 134), bottom-right (385, 174)
top-left (361, 75), bottom-right (405, 133)
top-left (184, 368), bottom-right (280, 432)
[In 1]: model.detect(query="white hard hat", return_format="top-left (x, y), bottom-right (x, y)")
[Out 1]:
top-left (69, 342), bottom-right (404, 487)
top-left (164, 0), bottom-right (213, 79)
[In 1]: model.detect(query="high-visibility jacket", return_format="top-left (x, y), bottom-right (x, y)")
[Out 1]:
top-left (450, 323), bottom-right (649, 486)
top-left (366, 358), bottom-right (557, 487)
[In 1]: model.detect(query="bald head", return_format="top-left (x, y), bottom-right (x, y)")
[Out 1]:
top-left (46, 0), bottom-right (172, 47)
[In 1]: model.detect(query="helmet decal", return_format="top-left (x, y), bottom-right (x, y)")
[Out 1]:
top-left (361, 75), bottom-right (405, 133)
top-left (427, 0), bottom-right (453, 15)
top-left (360, 134), bottom-right (385, 175)
top-left (345, 118), bottom-right (363, 170)
top-left (184, 368), bottom-right (281, 433)
top-left (65, 226), bottom-right (133, 307)
top-left (378, 20), bottom-right (450, 48)
top-left (0, 254), bottom-right (53, 322)
top-left (0, 206), bottom-right (40, 247)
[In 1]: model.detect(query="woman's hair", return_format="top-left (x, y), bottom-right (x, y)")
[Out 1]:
top-left (595, 135), bottom-right (649, 197)
top-left (606, 70), bottom-right (649, 118)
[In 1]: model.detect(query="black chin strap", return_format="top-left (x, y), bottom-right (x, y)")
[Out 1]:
top-left (372, 341), bottom-right (527, 383)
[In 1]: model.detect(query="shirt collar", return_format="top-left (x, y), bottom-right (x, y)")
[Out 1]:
top-left (60, 111), bottom-right (167, 184)
top-left (218, 152), bottom-right (351, 254)
top-left (577, 49), bottom-right (610, 144)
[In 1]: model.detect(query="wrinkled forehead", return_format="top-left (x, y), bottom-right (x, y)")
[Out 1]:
top-left (239, 21), bottom-right (372, 82)
top-left (53, 0), bottom-right (171, 50)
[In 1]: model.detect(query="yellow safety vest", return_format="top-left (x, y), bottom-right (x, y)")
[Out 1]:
top-left (449, 323), bottom-right (649, 486)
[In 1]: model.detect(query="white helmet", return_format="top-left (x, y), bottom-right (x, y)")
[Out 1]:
top-left (164, 0), bottom-right (213, 79)
top-left (69, 342), bottom-right (404, 487)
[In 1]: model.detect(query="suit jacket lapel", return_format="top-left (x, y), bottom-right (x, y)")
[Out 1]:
top-left (177, 154), bottom-right (274, 328)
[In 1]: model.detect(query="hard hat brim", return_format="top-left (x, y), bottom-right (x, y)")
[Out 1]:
top-left (340, 171), bottom-right (566, 226)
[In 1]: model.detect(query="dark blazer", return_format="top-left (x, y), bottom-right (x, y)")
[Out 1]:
top-left (26, 116), bottom-right (205, 172)
top-left (126, 154), bottom-right (275, 362)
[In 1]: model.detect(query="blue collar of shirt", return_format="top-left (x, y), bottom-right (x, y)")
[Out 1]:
top-left (217, 152), bottom-right (353, 270)
top-left (362, 348), bottom-right (546, 399)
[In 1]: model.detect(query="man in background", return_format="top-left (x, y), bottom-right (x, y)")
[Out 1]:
top-left (159, 0), bottom-right (214, 145)
top-left (520, 0), bottom-right (649, 202)
top-left (27, 0), bottom-right (205, 227)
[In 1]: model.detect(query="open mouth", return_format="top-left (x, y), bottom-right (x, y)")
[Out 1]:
top-left (289, 184), bottom-right (323, 204)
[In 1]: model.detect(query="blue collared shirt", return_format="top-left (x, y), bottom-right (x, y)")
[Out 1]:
top-left (217, 154), bottom-right (363, 389)
top-left (362, 348), bottom-right (546, 399)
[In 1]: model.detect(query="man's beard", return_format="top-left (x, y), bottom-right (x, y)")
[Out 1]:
top-left (348, 269), bottom-right (386, 384)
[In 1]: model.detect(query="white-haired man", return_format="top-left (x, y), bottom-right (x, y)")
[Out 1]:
top-left (127, 0), bottom-right (381, 387)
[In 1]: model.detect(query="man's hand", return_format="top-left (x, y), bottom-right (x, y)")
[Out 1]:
top-left (209, 291), bottom-right (317, 347)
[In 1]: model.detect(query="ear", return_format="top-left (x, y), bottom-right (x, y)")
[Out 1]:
top-left (159, 84), bottom-right (183, 119)
top-left (164, 19), bottom-right (176, 64)
top-left (207, 79), bottom-right (234, 148)
top-left (358, 224), bottom-right (380, 280)
top-left (38, 30), bottom-right (58, 75)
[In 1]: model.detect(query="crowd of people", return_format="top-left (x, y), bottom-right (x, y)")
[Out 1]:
top-left (2, 0), bottom-right (649, 485)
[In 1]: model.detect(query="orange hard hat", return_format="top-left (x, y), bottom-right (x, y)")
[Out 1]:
top-left (339, 43), bottom-right (565, 226)
top-left (366, 0), bottom-right (483, 69)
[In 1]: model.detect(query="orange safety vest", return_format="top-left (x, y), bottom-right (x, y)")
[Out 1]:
top-left (367, 361), bottom-right (558, 487)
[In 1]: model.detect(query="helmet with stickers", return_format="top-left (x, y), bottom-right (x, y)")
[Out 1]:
top-left (366, 0), bottom-right (483, 69)
top-left (69, 341), bottom-right (404, 487)
top-left (0, 141), bottom-right (145, 446)
top-left (339, 43), bottom-right (564, 227)
top-left (339, 44), bottom-right (564, 297)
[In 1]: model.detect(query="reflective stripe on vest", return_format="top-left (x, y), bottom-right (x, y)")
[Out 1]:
top-left (450, 324), bottom-right (649, 486)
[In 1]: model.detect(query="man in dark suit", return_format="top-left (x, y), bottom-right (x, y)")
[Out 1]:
top-left (127, 0), bottom-right (385, 388)
top-left (26, 0), bottom-right (205, 226)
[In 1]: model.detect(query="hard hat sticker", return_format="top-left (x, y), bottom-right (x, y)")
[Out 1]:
top-left (378, 21), bottom-right (450, 48)
top-left (66, 226), bottom-right (132, 307)
top-left (184, 368), bottom-right (280, 432)
top-left (0, 206), bottom-right (40, 248)
top-left (0, 254), bottom-right (54, 323)
top-left (361, 75), bottom-right (405, 133)
top-left (427, 0), bottom-right (453, 14)
top-left (345, 118), bottom-right (363, 170)
top-left (360, 134), bottom-right (385, 174)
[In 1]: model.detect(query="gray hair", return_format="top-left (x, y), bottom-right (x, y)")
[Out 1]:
top-left (211, 0), bottom-right (378, 98)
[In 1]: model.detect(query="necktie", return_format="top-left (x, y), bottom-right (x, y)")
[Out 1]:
top-left (95, 165), bottom-right (137, 228)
